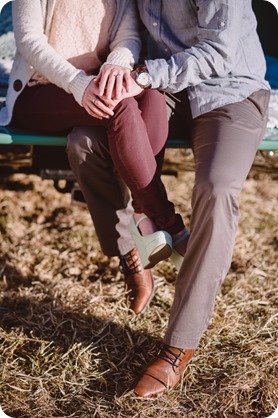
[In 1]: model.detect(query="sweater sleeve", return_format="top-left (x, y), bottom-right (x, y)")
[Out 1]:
top-left (12, 0), bottom-right (95, 105)
top-left (106, 0), bottom-right (141, 69)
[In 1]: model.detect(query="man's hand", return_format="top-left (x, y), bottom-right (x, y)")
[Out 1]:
top-left (119, 71), bottom-right (144, 99)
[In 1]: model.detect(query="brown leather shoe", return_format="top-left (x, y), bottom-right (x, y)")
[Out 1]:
top-left (133, 344), bottom-right (194, 397)
top-left (119, 247), bottom-right (155, 315)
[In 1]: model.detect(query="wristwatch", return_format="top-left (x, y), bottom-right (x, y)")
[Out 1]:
top-left (135, 65), bottom-right (152, 89)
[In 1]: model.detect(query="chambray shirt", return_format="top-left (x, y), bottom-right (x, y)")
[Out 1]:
top-left (137, 0), bottom-right (270, 118)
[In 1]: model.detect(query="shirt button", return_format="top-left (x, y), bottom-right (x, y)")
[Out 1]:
top-left (164, 48), bottom-right (168, 52)
top-left (152, 22), bottom-right (158, 27)
top-left (13, 79), bottom-right (23, 92)
top-left (219, 21), bottom-right (225, 27)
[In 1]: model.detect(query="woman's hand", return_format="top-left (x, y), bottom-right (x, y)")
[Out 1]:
top-left (96, 64), bottom-right (132, 100)
top-left (82, 71), bottom-right (144, 119)
top-left (82, 79), bottom-right (117, 120)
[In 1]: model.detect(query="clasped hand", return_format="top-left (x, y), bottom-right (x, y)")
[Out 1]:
top-left (82, 64), bottom-right (143, 120)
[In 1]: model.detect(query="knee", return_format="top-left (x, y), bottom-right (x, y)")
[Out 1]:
top-left (194, 176), bottom-right (240, 211)
top-left (67, 128), bottom-right (89, 163)
top-left (67, 126), bottom-right (107, 165)
top-left (112, 97), bottom-right (138, 117)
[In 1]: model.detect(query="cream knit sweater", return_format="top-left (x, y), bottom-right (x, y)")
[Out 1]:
top-left (32, 0), bottom-right (117, 83)
top-left (0, 0), bottom-right (141, 125)
top-left (50, 0), bottom-right (116, 63)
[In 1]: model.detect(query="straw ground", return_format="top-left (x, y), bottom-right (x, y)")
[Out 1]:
top-left (0, 149), bottom-right (277, 418)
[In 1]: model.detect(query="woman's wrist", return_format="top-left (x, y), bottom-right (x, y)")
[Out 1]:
top-left (69, 71), bottom-right (96, 106)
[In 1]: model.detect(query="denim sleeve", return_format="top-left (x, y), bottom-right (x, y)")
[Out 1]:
top-left (146, 1), bottom-right (244, 92)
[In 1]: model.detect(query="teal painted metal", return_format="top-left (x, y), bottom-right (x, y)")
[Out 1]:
top-left (0, 127), bottom-right (277, 150)
top-left (0, 127), bottom-right (67, 146)
top-left (165, 137), bottom-right (278, 151)
top-left (258, 139), bottom-right (278, 150)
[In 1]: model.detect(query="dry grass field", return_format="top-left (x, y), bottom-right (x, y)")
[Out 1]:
top-left (0, 149), bottom-right (277, 418)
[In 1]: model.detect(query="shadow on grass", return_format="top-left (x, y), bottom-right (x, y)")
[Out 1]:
top-left (0, 269), bottom-right (159, 405)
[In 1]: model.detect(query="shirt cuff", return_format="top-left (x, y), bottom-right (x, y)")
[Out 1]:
top-left (145, 59), bottom-right (170, 90)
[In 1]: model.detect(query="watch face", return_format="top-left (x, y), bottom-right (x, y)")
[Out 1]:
top-left (137, 71), bottom-right (152, 88)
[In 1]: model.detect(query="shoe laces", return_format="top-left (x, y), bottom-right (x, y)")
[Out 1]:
top-left (158, 344), bottom-right (186, 369)
top-left (119, 248), bottom-right (142, 274)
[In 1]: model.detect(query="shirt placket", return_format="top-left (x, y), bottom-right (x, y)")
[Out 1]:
top-left (150, 1), bottom-right (170, 58)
